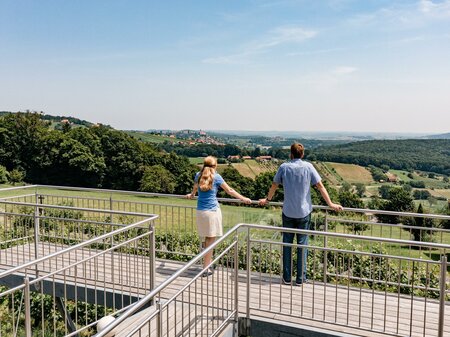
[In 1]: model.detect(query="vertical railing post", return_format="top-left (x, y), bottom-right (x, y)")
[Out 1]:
top-left (246, 227), bottom-right (251, 320)
top-left (109, 195), bottom-right (114, 223)
top-left (34, 193), bottom-right (41, 286)
top-left (157, 300), bottom-right (163, 337)
top-left (34, 193), bottom-right (41, 261)
top-left (233, 230), bottom-right (239, 328)
top-left (438, 255), bottom-right (447, 337)
top-left (323, 210), bottom-right (328, 284)
top-left (24, 277), bottom-right (32, 337)
top-left (149, 222), bottom-right (155, 292)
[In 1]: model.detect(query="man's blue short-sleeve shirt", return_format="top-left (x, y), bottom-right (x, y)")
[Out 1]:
top-left (273, 159), bottom-right (321, 218)
top-left (195, 172), bottom-right (225, 211)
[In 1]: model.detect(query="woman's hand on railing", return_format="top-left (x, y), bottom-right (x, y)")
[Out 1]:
top-left (185, 193), bottom-right (194, 199)
top-left (241, 197), bottom-right (252, 204)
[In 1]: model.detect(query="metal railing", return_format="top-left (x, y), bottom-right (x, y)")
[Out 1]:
top-left (1, 185), bottom-right (449, 258)
top-left (1, 185), bottom-right (450, 336)
top-left (0, 201), bottom-right (158, 337)
top-left (95, 223), bottom-right (449, 337)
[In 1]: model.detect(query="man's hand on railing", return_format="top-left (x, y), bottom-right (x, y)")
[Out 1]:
top-left (241, 197), bottom-right (252, 204)
top-left (258, 198), bottom-right (269, 206)
top-left (329, 203), bottom-right (343, 212)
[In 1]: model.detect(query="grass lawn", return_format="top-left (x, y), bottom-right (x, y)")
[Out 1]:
top-left (125, 131), bottom-right (180, 144)
top-left (188, 157), bottom-right (205, 165)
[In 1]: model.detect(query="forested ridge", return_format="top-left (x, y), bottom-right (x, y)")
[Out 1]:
top-left (310, 139), bottom-right (450, 175)
top-left (0, 112), bottom-right (196, 193)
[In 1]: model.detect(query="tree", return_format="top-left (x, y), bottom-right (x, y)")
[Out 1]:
top-left (139, 165), bottom-right (176, 194)
top-left (355, 183), bottom-right (366, 197)
top-left (379, 185), bottom-right (393, 199)
top-left (413, 189), bottom-right (431, 200)
top-left (9, 169), bottom-right (24, 185)
top-left (220, 166), bottom-right (254, 199)
top-left (338, 190), bottom-right (364, 209)
top-left (0, 165), bottom-right (8, 183)
top-left (378, 187), bottom-right (415, 224)
top-left (411, 203), bottom-right (435, 243)
top-left (340, 182), bottom-right (352, 193)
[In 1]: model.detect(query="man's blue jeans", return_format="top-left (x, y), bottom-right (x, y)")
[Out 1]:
top-left (282, 213), bottom-right (311, 284)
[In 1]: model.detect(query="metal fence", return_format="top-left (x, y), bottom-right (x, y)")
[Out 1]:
top-left (0, 200), bottom-right (157, 337)
top-left (1, 185), bottom-right (450, 337)
top-left (96, 223), bottom-right (450, 337)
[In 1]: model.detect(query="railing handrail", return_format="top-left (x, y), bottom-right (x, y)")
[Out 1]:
top-left (95, 223), bottom-right (242, 337)
top-left (95, 222), bottom-right (450, 337)
top-left (0, 214), bottom-right (158, 279)
top-left (0, 200), bottom-right (158, 218)
top-left (1, 184), bottom-right (449, 220)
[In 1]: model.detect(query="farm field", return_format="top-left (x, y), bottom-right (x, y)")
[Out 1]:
top-left (390, 169), bottom-right (449, 189)
top-left (313, 162), bottom-right (342, 186)
top-left (231, 159), bottom-right (276, 179)
top-left (326, 162), bottom-right (374, 185)
top-left (125, 131), bottom-right (180, 144)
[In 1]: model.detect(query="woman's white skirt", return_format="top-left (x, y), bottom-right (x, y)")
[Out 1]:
top-left (196, 208), bottom-right (223, 238)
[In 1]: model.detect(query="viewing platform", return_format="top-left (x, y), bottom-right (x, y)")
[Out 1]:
top-left (0, 185), bottom-right (449, 337)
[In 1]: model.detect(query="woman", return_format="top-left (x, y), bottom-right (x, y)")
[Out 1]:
top-left (186, 156), bottom-right (252, 276)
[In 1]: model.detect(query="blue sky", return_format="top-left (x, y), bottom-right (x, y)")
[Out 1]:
top-left (1, 0), bottom-right (449, 133)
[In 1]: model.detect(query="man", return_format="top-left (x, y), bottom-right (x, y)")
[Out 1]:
top-left (259, 143), bottom-right (343, 285)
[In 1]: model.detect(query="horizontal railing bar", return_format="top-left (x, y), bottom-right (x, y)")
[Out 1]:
top-left (0, 216), bottom-right (157, 278)
top-left (328, 217), bottom-right (450, 233)
top-left (0, 200), bottom-right (157, 217)
top-left (95, 223), bottom-right (242, 337)
top-left (0, 236), bottom-right (34, 246)
top-left (161, 241), bottom-right (238, 306)
top-left (30, 230), bottom-right (152, 285)
top-left (3, 184), bottom-right (448, 220)
top-left (250, 238), bottom-right (444, 264)
top-left (246, 224), bottom-right (450, 249)
top-left (0, 211), bottom-right (134, 227)
top-left (0, 193), bottom-right (36, 200)
top-left (325, 272), bottom-right (442, 293)
top-left (0, 185), bottom-right (38, 192)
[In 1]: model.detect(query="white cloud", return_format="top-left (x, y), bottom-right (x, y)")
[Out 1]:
top-left (419, 0), bottom-right (450, 18)
top-left (332, 66), bottom-right (358, 75)
top-left (202, 24), bottom-right (317, 65)
top-left (251, 26), bottom-right (317, 50)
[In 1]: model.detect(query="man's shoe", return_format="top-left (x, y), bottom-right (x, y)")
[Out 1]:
top-left (295, 279), bottom-right (309, 286)
top-left (282, 277), bottom-right (291, 285)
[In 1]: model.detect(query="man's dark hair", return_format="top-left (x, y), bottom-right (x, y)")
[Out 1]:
top-left (290, 143), bottom-right (304, 159)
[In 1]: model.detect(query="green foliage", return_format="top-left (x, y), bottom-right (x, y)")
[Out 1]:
top-left (139, 165), bottom-right (176, 194)
top-left (0, 112), bottom-right (197, 192)
top-left (369, 165), bottom-right (387, 182)
top-left (338, 190), bottom-right (364, 209)
top-left (220, 166), bottom-right (254, 196)
top-left (312, 139), bottom-right (450, 176)
top-left (411, 203), bottom-right (436, 243)
top-left (355, 183), bottom-right (365, 197)
top-left (409, 180), bottom-right (426, 188)
top-left (0, 165), bottom-right (8, 183)
top-left (413, 189), bottom-right (431, 200)
top-left (9, 168), bottom-right (25, 185)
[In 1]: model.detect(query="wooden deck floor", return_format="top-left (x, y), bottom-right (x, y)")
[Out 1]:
top-left (1, 243), bottom-right (449, 337)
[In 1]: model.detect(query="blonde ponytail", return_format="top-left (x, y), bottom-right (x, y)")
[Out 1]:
top-left (198, 156), bottom-right (217, 191)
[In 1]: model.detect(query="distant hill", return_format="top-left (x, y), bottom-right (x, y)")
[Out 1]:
top-left (423, 132), bottom-right (450, 139)
top-left (311, 139), bottom-right (450, 176)
top-left (209, 130), bottom-right (428, 140)
top-left (0, 111), bottom-right (108, 129)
